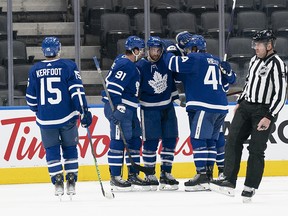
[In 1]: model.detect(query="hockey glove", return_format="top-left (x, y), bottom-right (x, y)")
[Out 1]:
top-left (80, 108), bottom-right (92, 128)
top-left (110, 104), bottom-right (126, 125)
top-left (220, 61), bottom-right (232, 75)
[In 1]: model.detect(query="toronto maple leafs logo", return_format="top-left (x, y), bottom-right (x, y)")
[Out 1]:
top-left (148, 71), bottom-right (168, 94)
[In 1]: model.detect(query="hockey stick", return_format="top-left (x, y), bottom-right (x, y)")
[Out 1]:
top-left (92, 56), bottom-right (154, 176)
top-left (227, 90), bottom-right (242, 96)
top-left (77, 88), bottom-right (115, 199)
top-left (223, 0), bottom-right (236, 61)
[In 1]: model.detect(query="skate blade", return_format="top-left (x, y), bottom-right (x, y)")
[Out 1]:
top-left (131, 185), bottom-right (151, 192)
top-left (111, 185), bottom-right (132, 192)
top-left (209, 183), bottom-right (235, 197)
top-left (159, 184), bottom-right (179, 191)
top-left (185, 183), bottom-right (210, 192)
top-left (149, 185), bottom-right (158, 191)
top-left (242, 197), bottom-right (252, 203)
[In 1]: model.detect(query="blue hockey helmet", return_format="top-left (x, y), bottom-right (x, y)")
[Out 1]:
top-left (41, 36), bottom-right (61, 57)
top-left (147, 36), bottom-right (163, 48)
top-left (175, 31), bottom-right (193, 49)
top-left (125, 36), bottom-right (145, 51)
top-left (184, 34), bottom-right (206, 52)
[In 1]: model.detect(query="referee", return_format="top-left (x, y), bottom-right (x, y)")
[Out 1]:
top-left (210, 30), bottom-right (288, 202)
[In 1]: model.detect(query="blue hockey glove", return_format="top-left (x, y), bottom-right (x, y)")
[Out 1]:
top-left (110, 104), bottom-right (126, 125)
top-left (220, 61), bottom-right (232, 75)
top-left (80, 108), bottom-right (92, 128)
top-left (176, 31), bottom-right (193, 49)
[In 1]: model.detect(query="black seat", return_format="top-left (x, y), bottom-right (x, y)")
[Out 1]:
top-left (200, 12), bottom-right (231, 38)
top-left (119, 0), bottom-right (144, 19)
top-left (274, 37), bottom-right (288, 60)
top-left (0, 15), bottom-right (7, 40)
top-left (271, 10), bottom-right (288, 37)
top-left (226, 0), bottom-right (257, 13)
top-left (0, 65), bottom-right (7, 90)
top-left (166, 12), bottom-right (197, 38)
top-left (205, 38), bottom-right (219, 57)
top-left (100, 13), bottom-right (131, 59)
top-left (236, 11), bottom-right (267, 37)
top-left (185, 0), bottom-right (217, 17)
top-left (260, 0), bottom-right (287, 18)
top-left (13, 64), bottom-right (32, 95)
top-left (117, 38), bottom-right (127, 55)
top-left (151, 0), bottom-right (182, 22)
top-left (227, 37), bottom-right (255, 66)
top-left (134, 12), bottom-right (165, 38)
top-left (0, 40), bottom-right (28, 66)
top-left (83, 0), bottom-right (114, 35)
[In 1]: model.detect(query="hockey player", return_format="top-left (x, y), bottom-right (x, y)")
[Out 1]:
top-left (136, 36), bottom-right (179, 191)
top-left (26, 37), bottom-right (92, 199)
top-left (165, 35), bottom-right (233, 191)
top-left (166, 33), bottom-right (236, 181)
top-left (102, 36), bottom-right (149, 192)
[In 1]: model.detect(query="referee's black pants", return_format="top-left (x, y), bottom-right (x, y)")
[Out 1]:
top-left (224, 100), bottom-right (276, 189)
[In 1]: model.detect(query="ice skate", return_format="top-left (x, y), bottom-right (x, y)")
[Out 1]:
top-left (128, 173), bottom-right (151, 191)
top-left (217, 172), bottom-right (225, 180)
top-left (209, 178), bottom-right (235, 197)
top-left (110, 176), bottom-right (132, 192)
top-left (241, 187), bottom-right (255, 203)
top-left (184, 173), bottom-right (210, 192)
top-left (145, 174), bottom-right (159, 191)
top-left (66, 173), bottom-right (76, 200)
top-left (159, 171), bottom-right (179, 191)
top-left (54, 173), bottom-right (64, 200)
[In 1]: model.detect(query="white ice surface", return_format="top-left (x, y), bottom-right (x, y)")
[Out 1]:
top-left (0, 177), bottom-right (287, 216)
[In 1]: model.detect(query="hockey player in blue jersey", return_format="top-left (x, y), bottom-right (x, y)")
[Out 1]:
top-left (166, 32), bottom-right (237, 182)
top-left (26, 37), bottom-right (92, 198)
top-left (101, 36), bottom-right (149, 191)
top-left (136, 36), bottom-right (179, 191)
top-left (166, 34), bottom-right (234, 191)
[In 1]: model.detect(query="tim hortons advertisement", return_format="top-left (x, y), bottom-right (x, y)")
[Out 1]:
top-left (0, 104), bottom-right (288, 168)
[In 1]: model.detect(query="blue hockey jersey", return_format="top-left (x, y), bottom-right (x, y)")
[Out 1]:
top-left (26, 58), bottom-right (88, 128)
top-left (101, 54), bottom-right (140, 110)
top-left (166, 52), bottom-right (229, 113)
top-left (136, 53), bottom-right (179, 110)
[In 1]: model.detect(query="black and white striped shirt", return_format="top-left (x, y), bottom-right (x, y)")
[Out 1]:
top-left (238, 52), bottom-right (288, 119)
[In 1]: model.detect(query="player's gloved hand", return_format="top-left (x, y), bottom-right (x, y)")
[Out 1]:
top-left (110, 104), bottom-right (126, 125)
top-left (220, 61), bottom-right (232, 75)
top-left (80, 108), bottom-right (92, 128)
top-left (174, 93), bottom-right (186, 107)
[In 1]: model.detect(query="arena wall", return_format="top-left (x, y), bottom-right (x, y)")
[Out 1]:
top-left (1, 103), bottom-right (288, 184)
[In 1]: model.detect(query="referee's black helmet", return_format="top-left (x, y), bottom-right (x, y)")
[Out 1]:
top-left (252, 30), bottom-right (276, 42)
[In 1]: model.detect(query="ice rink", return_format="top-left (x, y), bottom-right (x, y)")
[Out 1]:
top-left (0, 176), bottom-right (287, 216)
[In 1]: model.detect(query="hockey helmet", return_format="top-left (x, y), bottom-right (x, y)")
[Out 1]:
top-left (41, 37), bottom-right (61, 57)
top-left (175, 31), bottom-right (193, 49)
top-left (147, 36), bottom-right (163, 48)
top-left (252, 30), bottom-right (276, 42)
top-left (184, 34), bottom-right (206, 52)
top-left (125, 36), bottom-right (145, 51)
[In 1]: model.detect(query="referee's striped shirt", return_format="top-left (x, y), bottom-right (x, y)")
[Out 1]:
top-left (238, 52), bottom-right (288, 119)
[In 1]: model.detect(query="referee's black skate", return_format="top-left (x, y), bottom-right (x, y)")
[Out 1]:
top-left (66, 173), bottom-right (76, 200)
top-left (184, 172), bottom-right (210, 192)
top-left (110, 176), bottom-right (132, 192)
top-left (209, 178), bottom-right (235, 197)
top-left (241, 187), bottom-right (255, 203)
top-left (54, 173), bottom-right (64, 200)
top-left (128, 173), bottom-right (151, 191)
top-left (159, 171), bottom-right (179, 191)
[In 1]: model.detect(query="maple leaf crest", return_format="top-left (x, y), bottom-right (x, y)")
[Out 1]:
top-left (148, 71), bottom-right (168, 94)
